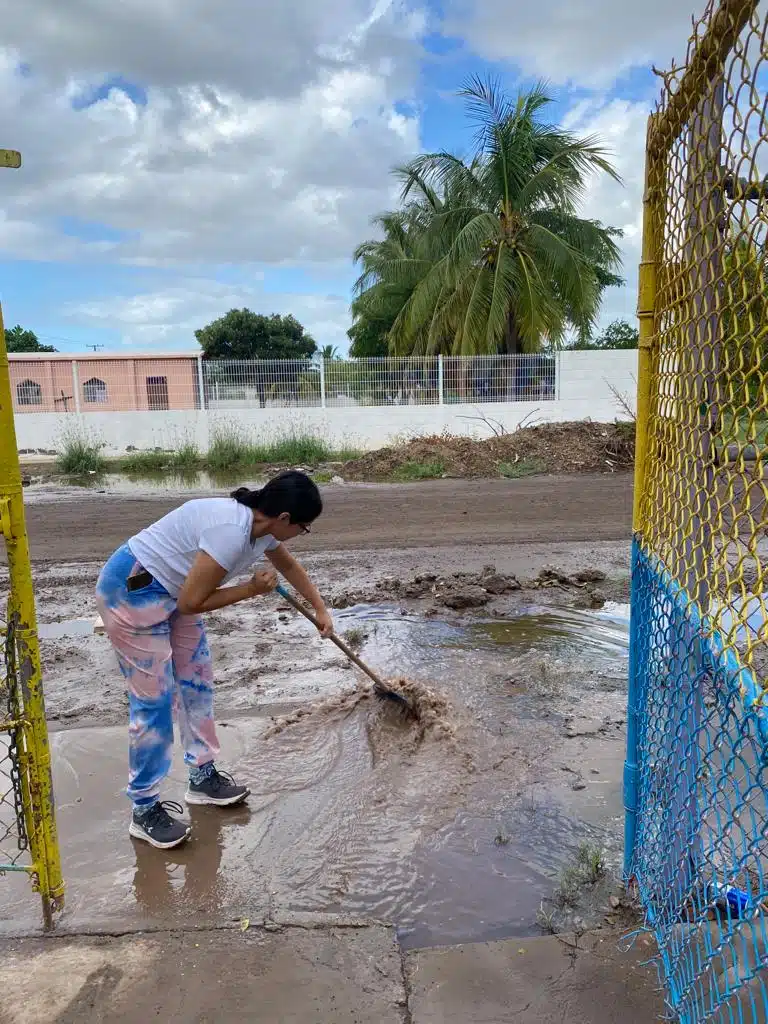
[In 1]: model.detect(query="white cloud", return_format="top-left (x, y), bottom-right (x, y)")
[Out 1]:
top-left (1, 0), bottom-right (425, 100)
top-left (446, 0), bottom-right (700, 86)
top-left (563, 96), bottom-right (650, 329)
top-left (65, 277), bottom-right (352, 352)
top-left (0, 2), bottom-right (424, 272)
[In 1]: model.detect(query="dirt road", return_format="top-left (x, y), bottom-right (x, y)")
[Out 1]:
top-left (16, 475), bottom-right (633, 563)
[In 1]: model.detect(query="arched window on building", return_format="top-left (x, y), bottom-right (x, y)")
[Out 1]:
top-left (83, 377), bottom-right (108, 404)
top-left (16, 379), bottom-right (43, 406)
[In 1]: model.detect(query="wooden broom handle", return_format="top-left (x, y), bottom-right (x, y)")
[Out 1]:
top-left (275, 584), bottom-right (388, 691)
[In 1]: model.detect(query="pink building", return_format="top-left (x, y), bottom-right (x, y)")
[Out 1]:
top-left (9, 352), bottom-right (202, 413)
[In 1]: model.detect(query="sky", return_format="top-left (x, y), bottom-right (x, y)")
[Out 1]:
top-left (0, 0), bottom-right (707, 355)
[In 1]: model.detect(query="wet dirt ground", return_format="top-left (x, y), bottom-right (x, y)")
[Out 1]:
top-left (8, 474), bottom-right (633, 562)
top-left (1, 474), bottom-right (635, 951)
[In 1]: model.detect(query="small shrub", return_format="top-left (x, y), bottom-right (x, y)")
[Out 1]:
top-left (394, 459), bottom-right (446, 481)
top-left (57, 433), bottom-right (108, 475)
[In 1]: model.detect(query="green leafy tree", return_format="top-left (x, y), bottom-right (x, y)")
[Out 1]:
top-left (347, 318), bottom-right (390, 357)
top-left (320, 344), bottom-right (340, 360)
top-left (352, 78), bottom-right (624, 356)
top-left (195, 309), bottom-right (316, 360)
top-left (572, 319), bottom-right (639, 350)
top-left (5, 325), bottom-right (56, 353)
top-left (197, 309), bottom-right (317, 409)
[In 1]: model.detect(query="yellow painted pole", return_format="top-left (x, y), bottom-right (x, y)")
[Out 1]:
top-left (0, 301), bottom-right (64, 926)
top-left (624, 115), bottom-right (660, 879)
top-left (633, 115), bottom-right (659, 533)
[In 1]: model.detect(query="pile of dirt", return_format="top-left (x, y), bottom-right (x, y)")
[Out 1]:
top-left (332, 563), bottom-right (608, 611)
top-left (344, 421), bottom-right (635, 480)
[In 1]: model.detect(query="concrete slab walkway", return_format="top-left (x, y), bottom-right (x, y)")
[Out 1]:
top-left (0, 928), bottom-right (664, 1024)
top-left (408, 930), bottom-right (664, 1023)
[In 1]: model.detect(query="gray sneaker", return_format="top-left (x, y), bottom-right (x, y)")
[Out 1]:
top-left (129, 800), bottom-right (191, 849)
top-left (185, 767), bottom-right (250, 807)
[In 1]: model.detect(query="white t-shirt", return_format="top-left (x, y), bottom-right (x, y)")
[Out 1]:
top-left (128, 497), bottom-right (279, 597)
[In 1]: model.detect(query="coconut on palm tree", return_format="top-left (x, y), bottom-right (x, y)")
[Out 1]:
top-left (351, 77), bottom-right (624, 357)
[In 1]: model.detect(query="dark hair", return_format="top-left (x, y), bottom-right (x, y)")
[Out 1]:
top-left (231, 470), bottom-right (322, 523)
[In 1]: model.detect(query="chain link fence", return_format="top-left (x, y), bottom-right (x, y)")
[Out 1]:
top-left (1, 307), bottom-right (64, 928)
top-left (1, 616), bottom-right (30, 872)
top-left (626, 0), bottom-right (768, 1018)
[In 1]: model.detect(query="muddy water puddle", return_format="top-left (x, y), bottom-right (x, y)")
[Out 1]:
top-left (4, 603), bottom-right (630, 946)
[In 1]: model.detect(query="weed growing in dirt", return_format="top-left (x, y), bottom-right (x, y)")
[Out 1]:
top-left (553, 842), bottom-right (606, 908)
top-left (554, 866), bottom-right (583, 908)
top-left (536, 901), bottom-right (560, 934)
top-left (57, 431), bottom-right (108, 475)
top-left (576, 842), bottom-right (605, 883)
top-left (393, 459), bottom-right (446, 481)
top-left (498, 459), bottom-right (542, 479)
top-left (343, 626), bottom-right (368, 652)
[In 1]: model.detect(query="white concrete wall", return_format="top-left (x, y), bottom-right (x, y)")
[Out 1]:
top-left (14, 351), bottom-right (638, 456)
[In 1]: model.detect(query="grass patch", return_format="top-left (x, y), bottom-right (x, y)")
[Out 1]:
top-left (121, 449), bottom-right (169, 473)
top-left (57, 434), bottom-right (108, 476)
top-left (121, 442), bottom-right (203, 474)
top-left (393, 459), bottom-right (446, 481)
top-left (207, 425), bottom-right (359, 472)
top-left (498, 459), bottom-right (542, 479)
top-left (171, 440), bottom-right (204, 471)
top-left (256, 435), bottom-right (331, 465)
top-left (207, 429), bottom-right (254, 472)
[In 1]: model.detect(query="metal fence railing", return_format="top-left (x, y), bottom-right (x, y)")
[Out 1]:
top-left (202, 355), bottom-right (557, 409)
top-left (1, 304), bottom-right (64, 928)
top-left (9, 353), bottom-right (559, 413)
top-left (624, 0), bottom-right (768, 1019)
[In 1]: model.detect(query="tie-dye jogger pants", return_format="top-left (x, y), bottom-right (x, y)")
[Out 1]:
top-left (96, 543), bottom-right (221, 807)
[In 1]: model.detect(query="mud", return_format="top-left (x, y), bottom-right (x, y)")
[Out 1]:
top-left (263, 677), bottom-right (456, 745)
top-left (1, 478), bottom-right (635, 946)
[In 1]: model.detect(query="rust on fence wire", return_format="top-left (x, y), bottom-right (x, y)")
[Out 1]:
top-left (626, 0), bottom-right (768, 1020)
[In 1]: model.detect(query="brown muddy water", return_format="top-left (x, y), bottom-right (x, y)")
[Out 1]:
top-left (4, 601), bottom-right (630, 948)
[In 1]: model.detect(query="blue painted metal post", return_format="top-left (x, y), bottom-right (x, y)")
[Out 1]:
top-left (624, 538), bottom-right (642, 878)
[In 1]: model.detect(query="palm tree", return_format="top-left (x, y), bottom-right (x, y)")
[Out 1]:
top-left (320, 344), bottom-right (340, 361)
top-left (353, 78), bottom-right (624, 356)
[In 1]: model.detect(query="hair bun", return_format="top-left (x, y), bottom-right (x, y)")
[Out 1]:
top-left (230, 486), bottom-right (262, 506)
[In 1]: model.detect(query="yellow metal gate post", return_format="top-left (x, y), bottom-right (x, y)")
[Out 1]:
top-left (0, 143), bottom-right (64, 925)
